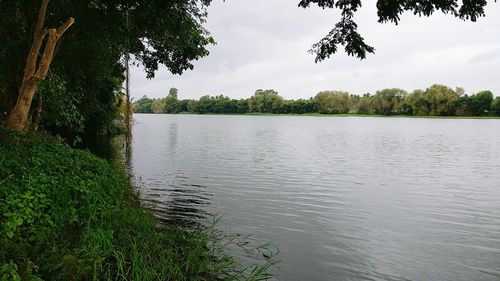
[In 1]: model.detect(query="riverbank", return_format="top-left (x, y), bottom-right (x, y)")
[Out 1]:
top-left (0, 130), bottom-right (272, 280)
top-left (174, 112), bottom-right (500, 119)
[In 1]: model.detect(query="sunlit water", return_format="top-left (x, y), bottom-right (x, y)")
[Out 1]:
top-left (129, 114), bottom-right (500, 281)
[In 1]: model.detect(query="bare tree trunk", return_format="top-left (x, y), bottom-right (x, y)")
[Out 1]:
top-left (125, 52), bottom-right (132, 146)
top-left (124, 9), bottom-right (132, 147)
top-left (6, 0), bottom-right (74, 131)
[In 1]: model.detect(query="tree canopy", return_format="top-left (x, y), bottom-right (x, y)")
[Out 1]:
top-left (298, 0), bottom-right (489, 61)
top-left (0, 0), bottom-right (215, 134)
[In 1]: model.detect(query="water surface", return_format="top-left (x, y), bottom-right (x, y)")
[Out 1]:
top-left (130, 114), bottom-right (500, 281)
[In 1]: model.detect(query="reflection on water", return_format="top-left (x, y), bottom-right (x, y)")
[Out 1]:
top-left (127, 114), bottom-right (500, 281)
top-left (138, 178), bottom-right (212, 226)
top-left (79, 133), bottom-right (212, 227)
top-left (131, 121), bottom-right (214, 226)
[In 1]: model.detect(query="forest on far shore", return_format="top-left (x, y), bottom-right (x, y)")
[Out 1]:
top-left (133, 85), bottom-right (500, 117)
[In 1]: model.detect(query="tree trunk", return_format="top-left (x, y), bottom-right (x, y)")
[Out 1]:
top-left (5, 0), bottom-right (74, 131)
top-left (6, 77), bottom-right (38, 131)
top-left (124, 9), bottom-right (132, 147)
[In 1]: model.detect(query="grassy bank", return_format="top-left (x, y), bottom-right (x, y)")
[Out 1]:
top-left (0, 130), bottom-right (273, 280)
top-left (244, 112), bottom-right (500, 119)
top-left (173, 112), bottom-right (500, 119)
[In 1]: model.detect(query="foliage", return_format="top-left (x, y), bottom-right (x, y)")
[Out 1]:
top-left (406, 90), bottom-right (430, 116)
top-left (282, 99), bottom-right (316, 114)
top-left (165, 88), bottom-right (179, 113)
top-left (188, 100), bottom-right (199, 113)
top-left (314, 91), bottom-right (351, 114)
top-left (235, 99), bottom-right (251, 114)
top-left (181, 96), bottom-right (249, 114)
top-left (423, 84), bottom-right (460, 116)
top-left (151, 98), bottom-right (166, 114)
top-left (248, 89), bottom-right (285, 113)
top-left (371, 88), bottom-right (408, 115)
top-left (133, 85), bottom-right (497, 117)
top-left (194, 95), bottom-right (234, 114)
top-left (36, 73), bottom-right (85, 133)
top-left (0, 130), bottom-right (275, 280)
top-left (298, 0), bottom-right (489, 61)
top-left (132, 96), bottom-right (154, 113)
top-left (352, 94), bottom-right (372, 114)
top-left (0, 0), bottom-right (215, 136)
top-left (176, 99), bottom-right (190, 113)
top-left (474, 90), bottom-right (494, 114)
top-left (492, 97), bottom-right (500, 116)
top-left (455, 95), bottom-right (481, 116)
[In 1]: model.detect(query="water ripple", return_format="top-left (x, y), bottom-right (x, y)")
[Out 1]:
top-left (130, 115), bottom-right (500, 281)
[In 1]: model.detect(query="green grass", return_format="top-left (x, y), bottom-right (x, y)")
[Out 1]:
top-left (148, 112), bottom-right (500, 119)
top-left (0, 130), bottom-right (275, 280)
top-left (244, 112), bottom-right (500, 119)
top-left (243, 112), bottom-right (382, 117)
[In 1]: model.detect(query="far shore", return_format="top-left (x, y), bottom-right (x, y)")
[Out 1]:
top-left (134, 112), bottom-right (500, 119)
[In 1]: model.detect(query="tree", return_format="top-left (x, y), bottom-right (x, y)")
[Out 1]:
top-left (248, 89), bottom-right (285, 113)
top-left (1, 0), bottom-right (215, 131)
top-left (235, 99), bottom-right (250, 114)
top-left (372, 88), bottom-right (407, 115)
top-left (423, 84), bottom-right (460, 116)
top-left (133, 96), bottom-right (154, 113)
top-left (197, 95), bottom-right (213, 114)
top-left (5, 0), bottom-right (74, 131)
top-left (314, 91), bottom-right (351, 114)
top-left (151, 98), bottom-right (166, 114)
top-left (406, 90), bottom-right (429, 116)
top-left (165, 88), bottom-right (179, 113)
top-left (211, 96), bottom-right (232, 113)
top-left (298, 0), bottom-right (489, 62)
top-left (474, 90), bottom-right (494, 114)
top-left (352, 93), bottom-right (372, 114)
top-left (492, 97), bottom-right (500, 116)
top-left (176, 99), bottom-right (190, 113)
top-left (283, 99), bottom-right (315, 114)
top-left (187, 100), bottom-right (199, 113)
top-left (455, 95), bottom-right (480, 116)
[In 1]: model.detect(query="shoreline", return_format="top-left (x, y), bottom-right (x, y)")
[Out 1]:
top-left (136, 112), bottom-right (500, 120)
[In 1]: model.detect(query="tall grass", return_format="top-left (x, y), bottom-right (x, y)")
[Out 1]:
top-left (0, 130), bottom-right (276, 280)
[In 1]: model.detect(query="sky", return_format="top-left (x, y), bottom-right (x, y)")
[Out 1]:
top-left (130, 0), bottom-right (500, 100)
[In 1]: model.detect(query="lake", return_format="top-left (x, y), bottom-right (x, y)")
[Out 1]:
top-left (129, 114), bottom-right (500, 281)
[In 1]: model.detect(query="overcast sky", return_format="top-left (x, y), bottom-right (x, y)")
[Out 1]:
top-left (130, 0), bottom-right (500, 100)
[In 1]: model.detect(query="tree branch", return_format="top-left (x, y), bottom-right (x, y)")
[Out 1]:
top-left (35, 29), bottom-right (57, 79)
top-left (56, 17), bottom-right (75, 37)
top-left (24, 0), bottom-right (50, 77)
top-left (34, 17), bottom-right (75, 79)
top-left (34, 0), bottom-right (49, 38)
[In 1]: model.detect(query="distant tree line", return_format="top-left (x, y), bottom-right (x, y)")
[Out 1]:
top-left (134, 85), bottom-right (500, 117)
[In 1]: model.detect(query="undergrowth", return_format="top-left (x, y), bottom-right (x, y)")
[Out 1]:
top-left (0, 130), bottom-right (275, 280)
